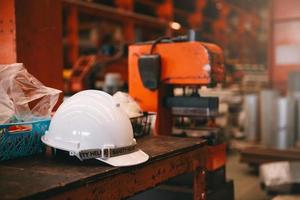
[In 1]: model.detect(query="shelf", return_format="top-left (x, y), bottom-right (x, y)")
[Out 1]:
top-left (62, 0), bottom-right (168, 29)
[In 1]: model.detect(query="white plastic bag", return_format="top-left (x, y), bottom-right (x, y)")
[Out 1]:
top-left (0, 63), bottom-right (61, 124)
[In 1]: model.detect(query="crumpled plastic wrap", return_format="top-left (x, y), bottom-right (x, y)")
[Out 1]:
top-left (0, 63), bottom-right (61, 124)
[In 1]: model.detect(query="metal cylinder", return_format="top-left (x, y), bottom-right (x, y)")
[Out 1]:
top-left (287, 72), bottom-right (300, 147)
top-left (276, 97), bottom-right (289, 149)
top-left (244, 94), bottom-right (258, 141)
top-left (288, 72), bottom-right (300, 93)
top-left (287, 95), bottom-right (298, 148)
top-left (297, 98), bottom-right (300, 146)
top-left (260, 90), bottom-right (278, 147)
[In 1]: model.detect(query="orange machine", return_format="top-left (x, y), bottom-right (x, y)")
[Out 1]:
top-left (128, 31), bottom-right (233, 198)
top-left (129, 31), bottom-right (225, 136)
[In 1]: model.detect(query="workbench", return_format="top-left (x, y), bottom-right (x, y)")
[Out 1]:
top-left (0, 136), bottom-right (207, 200)
top-left (240, 146), bottom-right (300, 166)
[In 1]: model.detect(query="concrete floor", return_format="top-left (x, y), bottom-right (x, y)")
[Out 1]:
top-left (226, 152), bottom-right (269, 200)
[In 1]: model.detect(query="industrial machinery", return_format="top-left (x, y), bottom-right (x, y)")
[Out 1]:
top-left (128, 30), bottom-right (233, 199)
top-left (129, 30), bottom-right (224, 135)
top-left (68, 48), bottom-right (128, 94)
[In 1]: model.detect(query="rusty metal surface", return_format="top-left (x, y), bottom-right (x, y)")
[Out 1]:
top-left (0, 0), bottom-right (16, 63)
top-left (15, 0), bottom-right (64, 93)
top-left (0, 0), bottom-right (64, 107)
top-left (194, 167), bottom-right (206, 200)
top-left (0, 136), bottom-right (206, 200)
top-left (240, 146), bottom-right (300, 165)
top-left (206, 144), bottom-right (226, 171)
top-left (65, 4), bottom-right (79, 67)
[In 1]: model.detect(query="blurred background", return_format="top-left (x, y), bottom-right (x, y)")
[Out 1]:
top-left (1, 0), bottom-right (300, 200)
top-left (61, 0), bottom-right (270, 95)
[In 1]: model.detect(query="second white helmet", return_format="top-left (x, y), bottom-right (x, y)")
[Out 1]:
top-left (113, 91), bottom-right (143, 118)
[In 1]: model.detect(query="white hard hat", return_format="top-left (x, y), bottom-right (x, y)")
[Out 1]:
top-left (42, 90), bottom-right (149, 167)
top-left (113, 91), bottom-right (143, 118)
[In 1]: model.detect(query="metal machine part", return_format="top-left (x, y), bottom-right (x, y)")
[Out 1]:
top-left (138, 54), bottom-right (161, 90)
top-left (166, 96), bottom-right (219, 117)
top-left (128, 29), bottom-right (226, 141)
top-left (129, 30), bottom-right (225, 135)
top-left (128, 32), bottom-right (231, 198)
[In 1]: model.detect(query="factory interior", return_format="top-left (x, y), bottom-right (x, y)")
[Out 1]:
top-left (1, 0), bottom-right (300, 200)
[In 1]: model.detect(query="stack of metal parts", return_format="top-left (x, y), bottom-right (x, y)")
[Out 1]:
top-left (196, 87), bottom-right (244, 140)
top-left (170, 87), bottom-right (224, 145)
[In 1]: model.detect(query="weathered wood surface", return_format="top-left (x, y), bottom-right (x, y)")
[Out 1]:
top-left (0, 136), bottom-right (206, 200)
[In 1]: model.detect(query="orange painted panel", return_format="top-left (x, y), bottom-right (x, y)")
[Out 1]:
top-left (129, 41), bottom-right (224, 112)
top-left (206, 143), bottom-right (226, 171)
top-left (15, 0), bottom-right (64, 92)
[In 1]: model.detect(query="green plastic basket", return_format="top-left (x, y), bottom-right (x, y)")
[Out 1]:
top-left (0, 118), bottom-right (50, 161)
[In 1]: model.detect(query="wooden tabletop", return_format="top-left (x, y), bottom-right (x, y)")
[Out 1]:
top-left (0, 136), bottom-right (205, 200)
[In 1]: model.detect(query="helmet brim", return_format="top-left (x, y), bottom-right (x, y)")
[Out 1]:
top-left (96, 149), bottom-right (149, 167)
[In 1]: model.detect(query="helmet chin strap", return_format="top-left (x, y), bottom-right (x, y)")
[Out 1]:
top-left (71, 139), bottom-right (137, 161)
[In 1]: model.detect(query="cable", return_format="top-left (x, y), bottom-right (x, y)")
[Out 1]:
top-left (149, 36), bottom-right (171, 54)
top-left (149, 35), bottom-right (189, 54)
